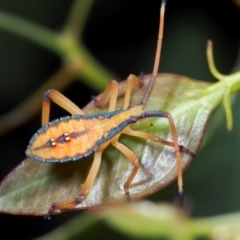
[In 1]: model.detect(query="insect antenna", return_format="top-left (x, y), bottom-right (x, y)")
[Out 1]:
top-left (140, 1), bottom-right (189, 206)
top-left (141, 0), bottom-right (166, 106)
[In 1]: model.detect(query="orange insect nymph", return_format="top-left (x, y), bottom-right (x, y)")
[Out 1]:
top-left (26, 0), bottom-right (195, 219)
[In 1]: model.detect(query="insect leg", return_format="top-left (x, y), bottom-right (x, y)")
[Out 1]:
top-left (93, 80), bottom-right (118, 111)
top-left (123, 127), bottom-right (196, 157)
top-left (123, 74), bottom-right (143, 109)
top-left (42, 89), bottom-right (84, 125)
top-left (94, 74), bottom-right (143, 111)
top-left (141, 111), bottom-right (186, 203)
top-left (45, 151), bottom-right (102, 218)
top-left (112, 141), bottom-right (139, 202)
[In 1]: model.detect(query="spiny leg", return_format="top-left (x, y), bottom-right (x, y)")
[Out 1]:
top-left (42, 89), bottom-right (84, 125)
top-left (45, 151), bottom-right (102, 219)
top-left (112, 141), bottom-right (139, 202)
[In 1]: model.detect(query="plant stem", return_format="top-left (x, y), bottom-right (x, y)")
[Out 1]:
top-left (0, 11), bottom-right (59, 52)
top-left (63, 0), bottom-right (95, 38)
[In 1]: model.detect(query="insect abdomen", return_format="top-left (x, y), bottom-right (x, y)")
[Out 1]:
top-left (26, 115), bottom-right (103, 163)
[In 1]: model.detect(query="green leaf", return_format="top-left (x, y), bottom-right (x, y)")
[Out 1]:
top-left (0, 73), bottom-right (225, 215)
top-left (94, 201), bottom-right (240, 239)
top-left (95, 202), bottom-right (193, 239)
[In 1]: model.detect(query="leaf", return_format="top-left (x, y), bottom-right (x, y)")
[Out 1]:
top-left (102, 202), bottom-right (188, 238)
top-left (95, 202), bottom-right (191, 239)
top-left (0, 73), bottom-right (223, 215)
top-left (34, 201), bottom-right (240, 240)
top-left (94, 201), bottom-right (240, 240)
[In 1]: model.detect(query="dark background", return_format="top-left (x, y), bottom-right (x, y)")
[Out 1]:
top-left (0, 0), bottom-right (240, 239)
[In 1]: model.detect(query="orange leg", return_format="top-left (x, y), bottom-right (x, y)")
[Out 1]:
top-left (123, 127), bottom-right (195, 157)
top-left (93, 80), bottom-right (118, 112)
top-left (94, 75), bottom-right (143, 112)
top-left (124, 75), bottom-right (152, 126)
top-left (112, 141), bottom-right (139, 202)
top-left (123, 111), bottom-right (194, 202)
top-left (123, 74), bottom-right (143, 109)
top-left (42, 89), bottom-right (84, 125)
top-left (163, 113), bottom-right (183, 198)
top-left (124, 126), bottom-right (184, 190)
top-left (46, 151), bottom-right (102, 218)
